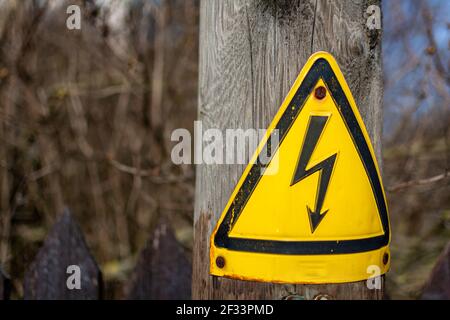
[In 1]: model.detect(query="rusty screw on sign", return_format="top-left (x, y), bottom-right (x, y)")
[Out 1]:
top-left (314, 86), bottom-right (327, 100)
top-left (216, 256), bottom-right (225, 269)
top-left (383, 252), bottom-right (389, 265)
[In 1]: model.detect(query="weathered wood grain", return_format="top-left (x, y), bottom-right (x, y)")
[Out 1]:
top-left (194, 0), bottom-right (384, 299)
top-left (24, 209), bottom-right (102, 300)
top-left (421, 242), bottom-right (450, 300)
top-left (126, 217), bottom-right (192, 299)
top-left (0, 266), bottom-right (10, 300)
top-left (312, 0), bottom-right (383, 161)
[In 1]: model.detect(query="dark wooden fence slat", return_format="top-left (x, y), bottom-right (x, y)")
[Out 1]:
top-left (24, 209), bottom-right (102, 300)
top-left (0, 266), bottom-right (11, 300)
top-left (126, 217), bottom-right (191, 299)
top-left (421, 242), bottom-right (450, 300)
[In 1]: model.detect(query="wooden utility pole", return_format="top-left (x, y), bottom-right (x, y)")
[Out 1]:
top-left (193, 0), bottom-right (384, 299)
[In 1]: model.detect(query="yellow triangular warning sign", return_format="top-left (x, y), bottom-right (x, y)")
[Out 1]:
top-left (210, 52), bottom-right (390, 284)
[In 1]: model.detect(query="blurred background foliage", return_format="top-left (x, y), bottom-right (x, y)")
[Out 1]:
top-left (383, 0), bottom-right (449, 299)
top-left (0, 0), bottom-right (448, 299)
top-left (0, 0), bottom-right (198, 299)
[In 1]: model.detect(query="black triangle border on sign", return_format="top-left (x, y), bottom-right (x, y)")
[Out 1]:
top-left (214, 58), bottom-right (390, 255)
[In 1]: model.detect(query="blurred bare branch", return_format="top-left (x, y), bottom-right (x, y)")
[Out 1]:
top-left (388, 170), bottom-right (449, 192)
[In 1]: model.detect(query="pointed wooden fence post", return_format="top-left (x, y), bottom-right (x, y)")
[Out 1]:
top-left (126, 217), bottom-right (191, 299)
top-left (0, 266), bottom-right (10, 300)
top-left (194, 0), bottom-right (384, 299)
top-left (421, 242), bottom-right (450, 300)
top-left (24, 209), bottom-right (102, 300)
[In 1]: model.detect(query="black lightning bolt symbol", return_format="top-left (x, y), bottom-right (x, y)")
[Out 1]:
top-left (291, 115), bottom-right (337, 233)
